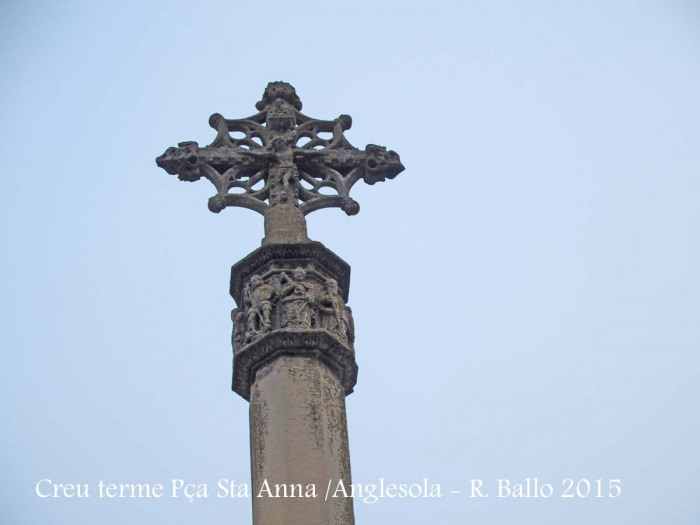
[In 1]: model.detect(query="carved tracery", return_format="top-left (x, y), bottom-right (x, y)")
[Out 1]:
top-left (156, 82), bottom-right (404, 217)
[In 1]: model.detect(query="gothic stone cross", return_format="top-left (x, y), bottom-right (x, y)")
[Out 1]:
top-left (155, 82), bottom-right (405, 524)
top-left (156, 82), bottom-right (404, 241)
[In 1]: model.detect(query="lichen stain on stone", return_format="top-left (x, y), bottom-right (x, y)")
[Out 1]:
top-left (250, 392), bottom-right (269, 483)
top-left (301, 361), bottom-right (325, 452)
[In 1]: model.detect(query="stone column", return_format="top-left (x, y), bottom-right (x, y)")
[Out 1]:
top-left (156, 81), bottom-right (405, 525)
top-left (230, 243), bottom-right (358, 525)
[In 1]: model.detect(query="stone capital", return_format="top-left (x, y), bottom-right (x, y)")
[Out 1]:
top-left (233, 330), bottom-right (357, 401)
top-left (230, 242), bottom-right (357, 400)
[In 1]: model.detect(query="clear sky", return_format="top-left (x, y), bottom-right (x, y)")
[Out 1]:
top-left (2, 1), bottom-right (699, 523)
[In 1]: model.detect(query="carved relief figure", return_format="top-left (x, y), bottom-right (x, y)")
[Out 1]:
top-left (342, 305), bottom-right (355, 345)
top-left (279, 267), bottom-right (314, 329)
top-left (318, 278), bottom-right (355, 345)
top-left (232, 266), bottom-right (355, 348)
top-left (245, 274), bottom-right (277, 343)
top-left (269, 137), bottom-right (300, 205)
top-left (318, 278), bottom-right (344, 336)
top-left (232, 308), bottom-right (247, 351)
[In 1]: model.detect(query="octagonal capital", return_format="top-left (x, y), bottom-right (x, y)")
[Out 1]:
top-left (230, 242), bottom-right (356, 399)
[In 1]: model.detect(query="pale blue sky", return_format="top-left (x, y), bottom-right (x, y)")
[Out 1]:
top-left (2, 1), bottom-right (699, 523)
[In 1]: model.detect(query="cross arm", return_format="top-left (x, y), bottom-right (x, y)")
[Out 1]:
top-left (296, 144), bottom-right (404, 215)
top-left (155, 141), bottom-right (272, 215)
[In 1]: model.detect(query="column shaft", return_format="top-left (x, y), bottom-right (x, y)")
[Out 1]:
top-left (250, 356), bottom-right (354, 525)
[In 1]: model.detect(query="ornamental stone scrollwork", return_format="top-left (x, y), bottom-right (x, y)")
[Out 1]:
top-left (155, 81), bottom-right (404, 219)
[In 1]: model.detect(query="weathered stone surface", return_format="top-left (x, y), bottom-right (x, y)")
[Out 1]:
top-left (250, 356), bottom-right (354, 525)
top-left (233, 329), bottom-right (357, 401)
top-left (263, 204), bottom-right (309, 244)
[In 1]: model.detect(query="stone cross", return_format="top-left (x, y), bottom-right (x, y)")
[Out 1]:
top-left (156, 82), bottom-right (404, 525)
top-left (156, 81), bottom-right (404, 243)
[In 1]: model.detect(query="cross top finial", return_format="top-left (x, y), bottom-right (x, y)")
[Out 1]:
top-left (156, 82), bottom-right (404, 242)
top-left (255, 81), bottom-right (302, 111)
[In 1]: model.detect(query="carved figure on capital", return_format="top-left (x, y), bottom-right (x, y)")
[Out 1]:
top-left (278, 267), bottom-right (316, 329)
top-left (318, 279), bottom-right (343, 335)
top-left (231, 308), bottom-right (247, 351)
top-left (232, 266), bottom-right (356, 349)
top-left (318, 278), bottom-right (355, 345)
top-left (342, 305), bottom-right (355, 345)
top-left (244, 274), bottom-right (277, 343)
